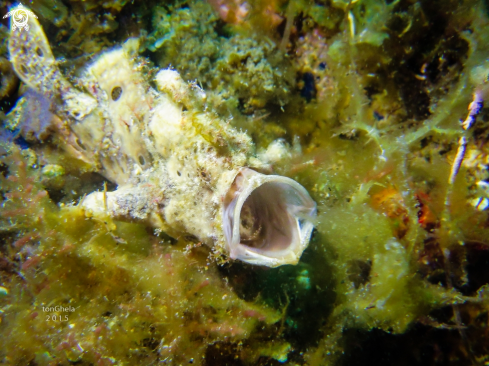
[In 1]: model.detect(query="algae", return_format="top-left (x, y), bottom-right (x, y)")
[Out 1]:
top-left (147, 1), bottom-right (295, 117)
top-left (1, 0), bottom-right (489, 365)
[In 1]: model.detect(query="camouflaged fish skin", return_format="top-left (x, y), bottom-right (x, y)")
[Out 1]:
top-left (7, 10), bottom-right (316, 267)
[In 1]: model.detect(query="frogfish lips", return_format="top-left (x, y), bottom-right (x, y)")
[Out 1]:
top-left (223, 168), bottom-right (317, 267)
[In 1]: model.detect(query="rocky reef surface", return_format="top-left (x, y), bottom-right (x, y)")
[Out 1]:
top-left (1, 0), bottom-right (489, 365)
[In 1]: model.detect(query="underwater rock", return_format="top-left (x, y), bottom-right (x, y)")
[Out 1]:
top-left (7, 8), bottom-right (316, 267)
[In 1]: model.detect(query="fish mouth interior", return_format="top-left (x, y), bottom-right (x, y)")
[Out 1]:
top-left (223, 170), bottom-right (316, 265)
top-left (238, 182), bottom-right (295, 252)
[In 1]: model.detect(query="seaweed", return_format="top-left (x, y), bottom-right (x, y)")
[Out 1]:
top-left (2, 0), bottom-right (489, 364)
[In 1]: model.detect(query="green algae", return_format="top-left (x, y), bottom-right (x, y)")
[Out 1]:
top-left (1, 0), bottom-right (489, 364)
top-left (147, 1), bottom-right (295, 117)
top-left (0, 146), bottom-right (283, 365)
